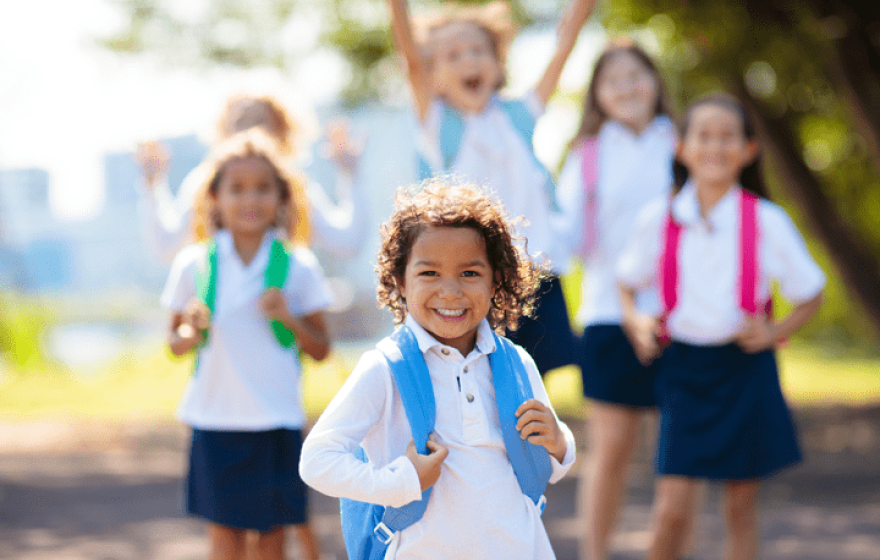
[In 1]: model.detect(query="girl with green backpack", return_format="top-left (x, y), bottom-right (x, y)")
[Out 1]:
top-left (161, 129), bottom-right (333, 560)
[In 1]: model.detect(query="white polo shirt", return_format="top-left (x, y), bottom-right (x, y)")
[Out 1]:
top-left (617, 184), bottom-right (825, 345)
top-left (556, 116), bottom-right (675, 326)
top-left (299, 316), bottom-right (576, 560)
top-left (418, 92), bottom-right (567, 273)
top-left (160, 229), bottom-right (334, 430)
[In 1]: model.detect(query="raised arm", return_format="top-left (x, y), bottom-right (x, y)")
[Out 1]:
top-left (387, 0), bottom-right (433, 121)
top-left (534, 0), bottom-right (596, 106)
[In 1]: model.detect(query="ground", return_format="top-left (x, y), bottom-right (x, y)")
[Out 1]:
top-left (1, 406), bottom-right (878, 560)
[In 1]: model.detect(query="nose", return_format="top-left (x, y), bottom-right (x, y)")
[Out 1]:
top-left (438, 277), bottom-right (463, 299)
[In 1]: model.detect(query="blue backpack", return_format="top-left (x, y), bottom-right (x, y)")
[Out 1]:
top-left (339, 325), bottom-right (553, 560)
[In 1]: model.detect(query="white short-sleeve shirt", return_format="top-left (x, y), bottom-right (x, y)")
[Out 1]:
top-left (556, 116), bottom-right (675, 326)
top-left (160, 229), bottom-right (334, 430)
top-left (418, 92), bottom-right (567, 273)
top-left (299, 316), bottom-right (576, 560)
top-left (617, 184), bottom-right (825, 345)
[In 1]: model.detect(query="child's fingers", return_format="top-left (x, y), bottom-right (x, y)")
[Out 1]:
top-left (515, 398), bottom-right (547, 419)
top-left (425, 440), bottom-right (449, 462)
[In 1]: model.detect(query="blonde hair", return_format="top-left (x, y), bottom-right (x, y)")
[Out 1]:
top-left (215, 94), bottom-right (305, 158)
top-left (376, 178), bottom-right (545, 332)
top-left (192, 129), bottom-right (311, 245)
top-left (414, 1), bottom-right (517, 89)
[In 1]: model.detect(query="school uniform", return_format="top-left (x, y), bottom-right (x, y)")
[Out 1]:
top-left (556, 116), bottom-right (675, 406)
top-left (418, 92), bottom-right (576, 373)
top-left (161, 229), bottom-right (334, 530)
top-left (300, 316), bottom-right (576, 560)
top-left (617, 184), bottom-right (825, 479)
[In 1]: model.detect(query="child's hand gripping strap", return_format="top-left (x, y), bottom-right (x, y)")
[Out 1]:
top-left (339, 326), bottom-right (436, 560)
top-left (263, 238), bottom-right (296, 349)
top-left (489, 334), bottom-right (553, 512)
top-left (577, 137), bottom-right (600, 260)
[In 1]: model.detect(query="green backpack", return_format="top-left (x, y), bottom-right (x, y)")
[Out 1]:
top-left (194, 238), bottom-right (297, 349)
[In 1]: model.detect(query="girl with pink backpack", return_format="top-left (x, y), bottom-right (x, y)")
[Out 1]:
top-left (555, 38), bottom-right (677, 560)
top-left (617, 93), bottom-right (825, 560)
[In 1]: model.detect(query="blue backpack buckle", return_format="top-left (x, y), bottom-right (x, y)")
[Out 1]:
top-left (374, 522), bottom-right (395, 545)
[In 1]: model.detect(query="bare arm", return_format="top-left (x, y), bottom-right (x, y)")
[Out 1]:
top-left (619, 283), bottom-right (661, 366)
top-left (386, 0), bottom-right (433, 121)
top-left (534, 0), bottom-right (596, 106)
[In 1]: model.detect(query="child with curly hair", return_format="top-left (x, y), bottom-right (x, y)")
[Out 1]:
top-left (161, 129), bottom-right (333, 560)
top-left (385, 0), bottom-right (595, 375)
top-left (300, 178), bottom-right (576, 559)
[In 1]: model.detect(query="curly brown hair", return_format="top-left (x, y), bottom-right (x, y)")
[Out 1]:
top-left (215, 94), bottom-right (304, 157)
top-left (413, 1), bottom-right (517, 90)
top-left (192, 129), bottom-right (311, 245)
top-left (376, 178), bottom-right (545, 333)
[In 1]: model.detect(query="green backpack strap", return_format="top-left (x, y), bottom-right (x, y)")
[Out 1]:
top-left (264, 238), bottom-right (297, 349)
top-left (194, 240), bottom-right (218, 344)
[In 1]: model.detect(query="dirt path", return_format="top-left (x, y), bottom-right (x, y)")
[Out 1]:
top-left (1, 407), bottom-right (878, 560)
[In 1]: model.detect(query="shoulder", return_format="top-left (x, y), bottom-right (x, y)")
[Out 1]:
top-left (638, 195), bottom-right (670, 226)
top-left (170, 242), bottom-right (209, 273)
top-left (757, 199), bottom-right (801, 238)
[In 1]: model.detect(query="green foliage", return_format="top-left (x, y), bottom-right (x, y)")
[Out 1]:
top-left (0, 295), bottom-right (55, 369)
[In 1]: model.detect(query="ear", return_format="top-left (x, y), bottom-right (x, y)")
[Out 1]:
top-left (744, 139), bottom-right (760, 164)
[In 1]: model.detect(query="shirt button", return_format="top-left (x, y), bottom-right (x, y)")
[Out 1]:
top-left (463, 366), bottom-right (469, 373)
top-left (441, 348), bottom-right (450, 355)
top-left (466, 394), bottom-right (475, 403)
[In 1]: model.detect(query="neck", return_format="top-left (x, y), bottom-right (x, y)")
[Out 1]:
top-left (694, 181), bottom-right (735, 219)
top-left (229, 230), bottom-right (267, 265)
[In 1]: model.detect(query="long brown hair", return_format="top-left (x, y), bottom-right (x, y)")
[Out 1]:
top-left (569, 38), bottom-right (673, 151)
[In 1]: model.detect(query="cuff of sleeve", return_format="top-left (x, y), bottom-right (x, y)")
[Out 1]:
top-left (549, 422), bottom-right (577, 483)
top-left (388, 455), bottom-right (423, 505)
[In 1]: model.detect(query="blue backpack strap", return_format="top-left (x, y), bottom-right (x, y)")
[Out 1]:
top-left (489, 333), bottom-right (553, 509)
top-left (499, 99), bottom-right (560, 212)
top-left (339, 326), bottom-right (436, 559)
top-left (439, 105), bottom-right (466, 170)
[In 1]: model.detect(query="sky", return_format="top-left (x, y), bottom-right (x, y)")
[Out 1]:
top-left (0, 0), bottom-right (604, 221)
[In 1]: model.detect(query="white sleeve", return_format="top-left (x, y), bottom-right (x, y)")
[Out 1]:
top-left (284, 248), bottom-right (334, 315)
top-left (762, 203), bottom-right (826, 302)
top-left (516, 346), bottom-right (576, 483)
top-left (306, 175), bottom-right (371, 258)
top-left (137, 166), bottom-right (204, 264)
top-left (550, 151), bottom-right (585, 258)
top-left (616, 198), bottom-right (666, 290)
top-left (299, 350), bottom-right (423, 507)
top-left (522, 89), bottom-right (546, 119)
top-left (159, 245), bottom-right (202, 312)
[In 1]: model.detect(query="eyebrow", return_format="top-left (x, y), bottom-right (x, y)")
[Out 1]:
top-left (412, 259), bottom-right (489, 268)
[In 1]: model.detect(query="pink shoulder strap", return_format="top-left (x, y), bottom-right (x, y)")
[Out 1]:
top-left (658, 205), bottom-right (682, 344)
top-left (577, 137), bottom-right (600, 260)
top-left (739, 190), bottom-right (760, 313)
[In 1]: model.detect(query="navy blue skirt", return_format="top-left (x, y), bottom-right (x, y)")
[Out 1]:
top-left (506, 276), bottom-right (578, 375)
top-left (579, 324), bottom-right (656, 407)
top-left (655, 342), bottom-right (801, 480)
top-left (186, 428), bottom-right (308, 531)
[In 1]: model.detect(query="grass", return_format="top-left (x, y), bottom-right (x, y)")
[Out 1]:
top-left (0, 340), bottom-right (877, 423)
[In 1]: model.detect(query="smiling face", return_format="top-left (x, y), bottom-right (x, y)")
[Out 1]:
top-left (430, 21), bottom-right (503, 114)
top-left (213, 156), bottom-right (283, 238)
top-left (398, 225), bottom-right (496, 356)
top-left (595, 50), bottom-right (660, 134)
top-left (678, 102), bottom-right (758, 191)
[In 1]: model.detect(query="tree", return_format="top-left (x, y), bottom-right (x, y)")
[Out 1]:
top-left (605, 0), bottom-right (880, 341)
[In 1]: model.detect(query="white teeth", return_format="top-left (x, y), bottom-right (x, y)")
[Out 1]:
top-left (436, 309), bottom-right (466, 317)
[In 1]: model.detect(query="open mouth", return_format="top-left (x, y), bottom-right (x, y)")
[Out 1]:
top-left (463, 77), bottom-right (482, 92)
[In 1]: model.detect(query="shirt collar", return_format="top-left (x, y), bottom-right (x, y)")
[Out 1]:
top-left (213, 229), bottom-right (278, 269)
top-left (671, 182), bottom-right (740, 229)
top-left (403, 314), bottom-right (497, 357)
top-left (600, 115), bottom-right (674, 144)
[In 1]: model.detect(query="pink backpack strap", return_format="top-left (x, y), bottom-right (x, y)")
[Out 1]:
top-left (738, 190), bottom-right (759, 313)
top-left (658, 204), bottom-right (683, 344)
top-left (577, 137), bottom-right (600, 259)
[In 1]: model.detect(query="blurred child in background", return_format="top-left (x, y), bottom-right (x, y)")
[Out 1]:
top-left (161, 130), bottom-right (333, 560)
top-left (385, 0), bottom-right (595, 375)
top-left (617, 93), bottom-right (824, 560)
